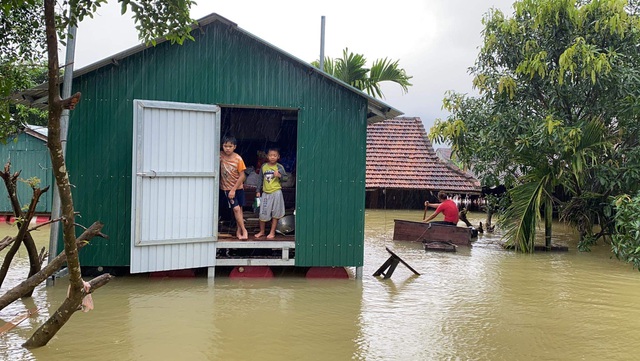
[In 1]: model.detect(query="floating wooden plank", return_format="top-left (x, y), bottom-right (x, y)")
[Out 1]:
top-left (423, 240), bottom-right (457, 252)
top-left (393, 219), bottom-right (475, 245)
top-left (0, 308), bottom-right (38, 335)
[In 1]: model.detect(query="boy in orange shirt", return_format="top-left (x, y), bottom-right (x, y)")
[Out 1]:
top-left (220, 136), bottom-right (248, 240)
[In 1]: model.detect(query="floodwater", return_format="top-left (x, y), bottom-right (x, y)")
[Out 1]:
top-left (1, 209), bottom-right (640, 361)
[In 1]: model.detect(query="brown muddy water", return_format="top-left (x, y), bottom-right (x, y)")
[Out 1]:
top-left (1, 210), bottom-right (640, 361)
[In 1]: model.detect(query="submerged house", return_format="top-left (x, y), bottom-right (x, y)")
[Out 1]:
top-left (435, 147), bottom-right (478, 179)
top-left (0, 125), bottom-right (53, 218)
top-left (15, 13), bottom-right (401, 277)
top-left (366, 117), bottom-right (480, 209)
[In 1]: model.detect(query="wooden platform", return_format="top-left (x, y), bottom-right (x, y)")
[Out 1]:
top-left (393, 219), bottom-right (476, 246)
top-left (216, 234), bottom-right (296, 266)
top-left (216, 210), bottom-right (297, 266)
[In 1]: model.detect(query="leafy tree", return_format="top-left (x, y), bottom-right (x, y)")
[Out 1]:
top-left (430, 0), bottom-right (640, 254)
top-left (0, 0), bottom-right (47, 136)
top-left (312, 48), bottom-right (413, 99)
top-left (611, 192), bottom-right (640, 269)
top-left (1, 0), bottom-right (196, 348)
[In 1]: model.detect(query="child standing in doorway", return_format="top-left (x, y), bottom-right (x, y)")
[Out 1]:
top-left (255, 148), bottom-right (288, 239)
top-left (220, 136), bottom-right (248, 240)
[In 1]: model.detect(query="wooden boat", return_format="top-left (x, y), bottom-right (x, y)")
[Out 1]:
top-left (423, 240), bottom-right (457, 252)
top-left (393, 219), bottom-right (477, 246)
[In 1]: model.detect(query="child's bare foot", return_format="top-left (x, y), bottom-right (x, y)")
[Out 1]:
top-left (254, 232), bottom-right (265, 238)
top-left (266, 233), bottom-right (276, 239)
top-left (239, 229), bottom-right (248, 240)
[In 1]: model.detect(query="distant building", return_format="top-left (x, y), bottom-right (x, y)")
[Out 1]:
top-left (435, 147), bottom-right (478, 179)
top-left (0, 124), bottom-right (52, 217)
top-left (366, 117), bottom-right (480, 209)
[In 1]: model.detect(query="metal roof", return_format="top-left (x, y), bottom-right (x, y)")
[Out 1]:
top-left (12, 13), bottom-right (402, 123)
top-left (24, 124), bottom-right (48, 140)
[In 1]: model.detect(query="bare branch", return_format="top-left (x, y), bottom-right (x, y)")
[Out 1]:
top-left (0, 236), bottom-right (14, 252)
top-left (23, 273), bottom-right (112, 349)
top-left (0, 222), bottom-right (105, 312)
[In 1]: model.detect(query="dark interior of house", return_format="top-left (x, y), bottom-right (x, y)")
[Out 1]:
top-left (218, 107), bottom-right (298, 229)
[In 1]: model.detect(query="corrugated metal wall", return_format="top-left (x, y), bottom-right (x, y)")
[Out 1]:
top-left (65, 21), bottom-right (367, 268)
top-left (0, 133), bottom-right (52, 214)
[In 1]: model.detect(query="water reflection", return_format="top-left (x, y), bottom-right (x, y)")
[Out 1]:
top-left (1, 211), bottom-right (640, 361)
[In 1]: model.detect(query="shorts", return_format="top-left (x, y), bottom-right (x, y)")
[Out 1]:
top-left (221, 188), bottom-right (245, 209)
top-left (258, 189), bottom-right (285, 222)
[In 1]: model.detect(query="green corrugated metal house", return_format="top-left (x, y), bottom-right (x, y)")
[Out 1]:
top-left (16, 13), bottom-right (401, 277)
top-left (0, 125), bottom-right (52, 216)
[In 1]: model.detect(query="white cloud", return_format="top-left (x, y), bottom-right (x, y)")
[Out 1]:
top-left (67, 0), bottom-right (515, 140)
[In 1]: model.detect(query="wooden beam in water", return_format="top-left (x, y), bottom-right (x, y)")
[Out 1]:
top-left (373, 247), bottom-right (420, 279)
top-left (0, 308), bottom-right (38, 335)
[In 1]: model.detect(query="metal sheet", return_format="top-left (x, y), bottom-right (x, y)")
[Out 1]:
top-left (130, 100), bottom-right (220, 273)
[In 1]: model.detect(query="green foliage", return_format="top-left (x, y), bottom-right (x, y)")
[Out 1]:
top-left (0, 0), bottom-right (197, 129)
top-left (0, 0), bottom-right (46, 64)
top-left (484, 193), bottom-right (510, 214)
top-left (0, 62), bottom-right (47, 140)
top-left (20, 176), bottom-right (41, 188)
top-left (611, 193), bottom-right (640, 270)
top-left (430, 0), bottom-right (640, 252)
top-left (0, 0), bottom-right (47, 136)
top-left (118, 0), bottom-right (197, 45)
top-left (312, 48), bottom-right (412, 99)
top-left (53, 1), bottom-right (197, 45)
top-left (0, 63), bottom-right (48, 139)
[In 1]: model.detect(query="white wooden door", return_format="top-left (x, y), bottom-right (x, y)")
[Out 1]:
top-left (130, 100), bottom-right (220, 273)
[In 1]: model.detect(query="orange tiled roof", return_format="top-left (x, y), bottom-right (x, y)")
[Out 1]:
top-left (366, 117), bottom-right (481, 193)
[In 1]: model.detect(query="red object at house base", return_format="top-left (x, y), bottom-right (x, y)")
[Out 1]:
top-left (3, 215), bottom-right (50, 224)
top-left (229, 266), bottom-right (274, 278)
top-left (305, 267), bottom-right (349, 279)
top-left (149, 269), bottom-right (196, 278)
top-left (35, 216), bottom-right (50, 224)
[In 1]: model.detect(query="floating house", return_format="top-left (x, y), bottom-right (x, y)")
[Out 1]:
top-left (0, 125), bottom-right (52, 218)
top-left (366, 117), bottom-right (480, 209)
top-left (15, 13), bottom-right (401, 277)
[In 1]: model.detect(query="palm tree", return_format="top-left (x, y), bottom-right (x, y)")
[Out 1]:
top-left (312, 48), bottom-right (412, 99)
top-left (500, 119), bottom-right (610, 252)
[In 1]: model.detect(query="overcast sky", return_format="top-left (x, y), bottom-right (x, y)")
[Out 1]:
top-left (67, 0), bottom-right (515, 143)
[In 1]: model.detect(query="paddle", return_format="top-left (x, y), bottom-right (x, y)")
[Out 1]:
top-left (423, 202), bottom-right (429, 221)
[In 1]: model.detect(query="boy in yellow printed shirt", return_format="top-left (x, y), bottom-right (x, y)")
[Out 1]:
top-left (255, 148), bottom-right (288, 239)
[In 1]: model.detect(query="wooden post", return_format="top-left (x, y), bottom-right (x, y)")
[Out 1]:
top-left (544, 196), bottom-right (552, 250)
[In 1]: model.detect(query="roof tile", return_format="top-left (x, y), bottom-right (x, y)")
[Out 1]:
top-left (366, 117), bottom-right (480, 193)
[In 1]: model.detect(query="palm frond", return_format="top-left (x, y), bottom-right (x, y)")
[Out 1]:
top-left (368, 57), bottom-right (413, 97)
top-left (500, 178), bottom-right (548, 252)
top-left (311, 57), bottom-right (336, 75)
top-left (311, 48), bottom-right (413, 99)
top-left (335, 48), bottom-right (368, 88)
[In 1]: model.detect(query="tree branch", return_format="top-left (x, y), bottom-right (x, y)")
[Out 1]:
top-left (0, 222), bottom-right (105, 312)
top-left (23, 273), bottom-right (112, 349)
